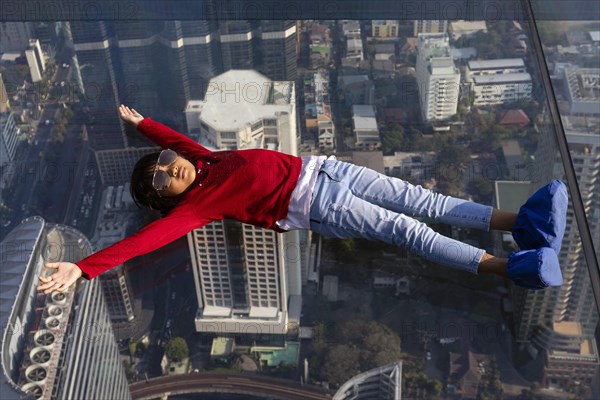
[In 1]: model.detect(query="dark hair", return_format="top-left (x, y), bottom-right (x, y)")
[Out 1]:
top-left (130, 151), bottom-right (187, 216)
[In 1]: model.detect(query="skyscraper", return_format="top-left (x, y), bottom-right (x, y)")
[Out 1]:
top-left (415, 33), bottom-right (460, 123)
top-left (0, 217), bottom-right (131, 400)
top-left (513, 119), bottom-right (600, 345)
top-left (66, 16), bottom-right (297, 155)
top-left (185, 70), bottom-right (302, 338)
top-left (333, 361), bottom-right (403, 400)
top-left (66, 21), bottom-right (126, 151)
top-left (257, 20), bottom-right (298, 81)
top-left (0, 110), bottom-right (19, 166)
top-left (0, 22), bottom-right (34, 52)
top-left (25, 39), bottom-right (46, 83)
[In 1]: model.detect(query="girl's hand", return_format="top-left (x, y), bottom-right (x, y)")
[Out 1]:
top-left (37, 262), bottom-right (83, 295)
top-left (119, 104), bottom-right (144, 128)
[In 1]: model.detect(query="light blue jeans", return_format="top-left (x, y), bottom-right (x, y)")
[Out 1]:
top-left (309, 159), bottom-right (493, 273)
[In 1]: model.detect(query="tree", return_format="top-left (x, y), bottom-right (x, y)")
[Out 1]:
top-left (338, 321), bottom-right (402, 371)
top-left (330, 238), bottom-right (356, 262)
top-left (321, 344), bottom-right (361, 385)
top-left (537, 21), bottom-right (568, 46)
top-left (381, 124), bottom-right (404, 155)
top-left (436, 145), bottom-right (471, 195)
top-left (165, 337), bottom-right (189, 362)
top-left (469, 177), bottom-right (493, 200)
top-left (404, 372), bottom-right (442, 398)
top-left (566, 382), bottom-right (591, 399)
top-left (308, 321), bottom-right (328, 373)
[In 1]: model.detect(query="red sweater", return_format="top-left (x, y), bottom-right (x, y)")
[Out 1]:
top-left (77, 118), bottom-right (302, 280)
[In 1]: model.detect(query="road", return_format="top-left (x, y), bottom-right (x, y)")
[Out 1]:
top-left (129, 373), bottom-right (331, 400)
top-left (1, 61), bottom-right (97, 241)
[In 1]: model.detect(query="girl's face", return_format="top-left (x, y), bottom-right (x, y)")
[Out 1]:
top-left (156, 156), bottom-right (197, 196)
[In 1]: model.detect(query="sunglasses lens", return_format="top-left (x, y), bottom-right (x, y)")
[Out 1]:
top-left (153, 170), bottom-right (171, 190)
top-left (158, 149), bottom-right (177, 167)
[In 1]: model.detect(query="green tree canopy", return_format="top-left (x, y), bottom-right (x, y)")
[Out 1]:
top-left (321, 344), bottom-right (361, 385)
top-left (381, 124), bottom-right (404, 155)
top-left (165, 337), bottom-right (189, 362)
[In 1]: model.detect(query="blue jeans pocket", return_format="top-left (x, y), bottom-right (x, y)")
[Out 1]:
top-left (319, 162), bottom-right (343, 182)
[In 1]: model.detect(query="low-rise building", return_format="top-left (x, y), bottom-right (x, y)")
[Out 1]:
top-left (342, 20), bottom-right (361, 38)
top-left (352, 105), bottom-right (380, 151)
top-left (466, 59), bottom-right (532, 106)
top-left (447, 351), bottom-right (493, 399)
top-left (304, 71), bottom-right (335, 151)
top-left (347, 36), bottom-right (364, 60)
top-left (562, 67), bottom-right (600, 115)
top-left (413, 20), bottom-right (448, 36)
top-left (338, 75), bottom-right (375, 106)
top-left (383, 151), bottom-right (436, 181)
top-left (374, 43), bottom-right (396, 61)
top-left (471, 73), bottom-right (532, 106)
top-left (448, 20), bottom-right (488, 41)
top-left (371, 20), bottom-right (399, 38)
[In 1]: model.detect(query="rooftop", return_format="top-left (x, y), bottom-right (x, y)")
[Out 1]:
top-left (352, 105), bottom-right (378, 130)
top-left (449, 20), bottom-right (488, 33)
top-left (190, 70), bottom-right (293, 132)
top-left (352, 104), bottom-right (376, 117)
top-left (473, 72), bottom-right (532, 84)
top-left (468, 58), bottom-right (525, 70)
top-left (210, 337), bottom-right (235, 357)
top-left (564, 67), bottom-right (600, 101)
top-left (553, 321), bottom-right (583, 336)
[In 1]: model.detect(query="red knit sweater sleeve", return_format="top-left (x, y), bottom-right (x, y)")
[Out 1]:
top-left (137, 117), bottom-right (212, 156)
top-left (76, 204), bottom-right (210, 280)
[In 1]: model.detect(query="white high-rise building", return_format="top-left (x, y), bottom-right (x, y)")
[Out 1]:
top-left (416, 33), bottom-right (460, 123)
top-left (25, 39), bottom-right (46, 83)
top-left (513, 122), bottom-right (600, 343)
top-left (333, 361), bottom-right (403, 400)
top-left (0, 22), bottom-right (34, 52)
top-left (1, 217), bottom-right (131, 400)
top-left (0, 111), bottom-right (19, 166)
top-left (185, 70), bottom-right (303, 337)
top-left (0, 74), bottom-right (8, 113)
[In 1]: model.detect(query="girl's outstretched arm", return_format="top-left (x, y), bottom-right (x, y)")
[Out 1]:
top-left (37, 202), bottom-right (212, 292)
top-left (119, 104), bottom-right (212, 156)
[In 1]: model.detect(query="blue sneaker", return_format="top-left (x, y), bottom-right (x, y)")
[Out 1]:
top-left (512, 180), bottom-right (568, 253)
top-left (507, 248), bottom-right (563, 290)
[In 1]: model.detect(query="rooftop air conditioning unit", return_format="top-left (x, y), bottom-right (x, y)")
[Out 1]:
top-left (29, 347), bottom-right (52, 367)
top-left (21, 382), bottom-right (44, 399)
top-left (24, 364), bottom-right (48, 384)
top-left (50, 291), bottom-right (67, 305)
top-left (46, 305), bottom-right (63, 318)
top-left (33, 330), bottom-right (56, 348)
top-left (45, 317), bottom-right (61, 330)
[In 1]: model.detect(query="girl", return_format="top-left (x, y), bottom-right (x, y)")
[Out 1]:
top-left (37, 105), bottom-right (567, 294)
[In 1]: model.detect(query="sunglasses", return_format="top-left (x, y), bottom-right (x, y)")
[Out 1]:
top-left (153, 149), bottom-right (178, 191)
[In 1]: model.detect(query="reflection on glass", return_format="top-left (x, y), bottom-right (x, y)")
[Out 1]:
top-left (0, 13), bottom-right (598, 400)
